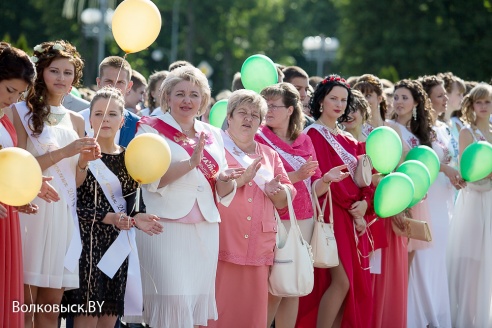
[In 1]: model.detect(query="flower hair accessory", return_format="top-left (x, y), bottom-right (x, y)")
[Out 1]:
top-left (30, 56), bottom-right (38, 63)
top-left (52, 43), bottom-right (65, 51)
top-left (322, 75), bottom-right (351, 89)
top-left (33, 44), bottom-right (44, 53)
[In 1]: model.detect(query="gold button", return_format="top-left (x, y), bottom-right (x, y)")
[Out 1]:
top-left (244, 234), bottom-right (249, 239)
top-left (248, 198), bottom-right (252, 202)
top-left (246, 216), bottom-right (252, 221)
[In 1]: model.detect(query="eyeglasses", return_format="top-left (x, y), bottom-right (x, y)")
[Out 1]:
top-left (267, 104), bottom-right (287, 111)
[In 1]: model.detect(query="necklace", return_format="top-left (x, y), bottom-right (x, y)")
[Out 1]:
top-left (316, 119), bottom-right (340, 136)
top-left (0, 107), bottom-right (4, 119)
top-left (226, 131), bottom-right (259, 156)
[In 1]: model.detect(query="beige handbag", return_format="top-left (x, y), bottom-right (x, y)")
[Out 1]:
top-left (268, 186), bottom-right (314, 297)
top-left (310, 181), bottom-right (339, 268)
top-left (392, 216), bottom-right (433, 242)
top-left (354, 154), bottom-right (373, 188)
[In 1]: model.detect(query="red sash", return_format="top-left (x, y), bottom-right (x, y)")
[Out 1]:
top-left (139, 116), bottom-right (220, 194)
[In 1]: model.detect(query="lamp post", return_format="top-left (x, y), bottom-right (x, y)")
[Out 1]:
top-left (302, 35), bottom-right (340, 77)
top-left (81, 0), bottom-right (113, 69)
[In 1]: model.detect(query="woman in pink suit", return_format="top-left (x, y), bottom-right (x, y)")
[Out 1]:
top-left (207, 89), bottom-right (294, 328)
top-left (297, 75), bottom-right (374, 328)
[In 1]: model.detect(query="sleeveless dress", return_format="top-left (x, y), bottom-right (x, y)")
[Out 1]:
top-left (447, 127), bottom-right (492, 328)
top-left (19, 104), bottom-right (80, 289)
top-left (0, 113), bottom-right (24, 327)
top-left (62, 151), bottom-right (144, 317)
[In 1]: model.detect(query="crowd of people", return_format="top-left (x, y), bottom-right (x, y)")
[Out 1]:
top-left (0, 39), bottom-right (491, 328)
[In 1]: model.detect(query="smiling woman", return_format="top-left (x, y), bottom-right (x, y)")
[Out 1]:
top-left (10, 40), bottom-right (103, 328)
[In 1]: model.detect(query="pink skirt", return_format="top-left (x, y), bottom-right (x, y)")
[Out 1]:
top-left (206, 261), bottom-right (269, 328)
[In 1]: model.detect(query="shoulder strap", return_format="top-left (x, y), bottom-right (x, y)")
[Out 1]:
top-left (311, 180), bottom-right (333, 225)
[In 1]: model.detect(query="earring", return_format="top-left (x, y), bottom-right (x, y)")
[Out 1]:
top-left (412, 106), bottom-right (417, 120)
top-left (320, 105), bottom-right (324, 112)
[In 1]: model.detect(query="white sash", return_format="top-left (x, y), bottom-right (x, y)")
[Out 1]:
top-left (256, 130), bottom-right (311, 194)
top-left (16, 102), bottom-right (82, 273)
top-left (307, 124), bottom-right (358, 179)
top-left (221, 130), bottom-right (273, 192)
top-left (391, 121), bottom-right (420, 149)
top-left (90, 159), bottom-right (143, 316)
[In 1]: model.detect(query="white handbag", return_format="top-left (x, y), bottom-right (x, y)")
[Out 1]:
top-left (310, 181), bottom-right (340, 268)
top-left (268, 185), bottom-right (314, 297)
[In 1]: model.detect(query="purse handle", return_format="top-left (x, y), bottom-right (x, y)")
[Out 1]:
top-left (311, 180), bottom-right (334, 226)
top-left (274, 185), bottom-right (308, 243)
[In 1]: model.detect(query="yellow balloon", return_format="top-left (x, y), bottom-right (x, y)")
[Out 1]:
top-left (112, 0), bottom-right (162, 54)
top-left (0, 148), bottom-right (42, 206)
top-left (125, 133), bottom-right (171, 184)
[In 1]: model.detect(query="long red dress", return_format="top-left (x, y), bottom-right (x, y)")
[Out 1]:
top-left (296, 127), bottom-right (374, 328)
top-left (0, 114), bottom-right (24, 327)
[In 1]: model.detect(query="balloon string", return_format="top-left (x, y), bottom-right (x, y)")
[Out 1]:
top-left (93, 53), bottom-right (128, 140)
top-left (86, 180), bottom-right (98, 311)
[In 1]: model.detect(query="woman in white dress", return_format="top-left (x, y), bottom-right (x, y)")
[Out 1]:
top-left (129, 66), bottom-right (240, 328)
top-left (406, 76), bottom-right (465, 328)
top-left (11, 40), bottom-right (100, 328)
top-left (447, 83), bottom-right (492, 328)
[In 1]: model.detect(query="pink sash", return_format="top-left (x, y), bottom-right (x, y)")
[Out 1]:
top-left (138, 116), bottom-right (220, 194)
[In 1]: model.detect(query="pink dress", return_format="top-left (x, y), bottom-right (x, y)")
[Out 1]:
top-left (0, 114), bottom-right (24, 327)
top-left (296, 126), bottom-right (373, 328)
top-left (207, 143), bottom-right (295, 328)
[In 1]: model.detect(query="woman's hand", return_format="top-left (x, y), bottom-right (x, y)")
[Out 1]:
top-left (293, 156), bottom-right (319, 182)
top-left (0, 204), bottom-right (7, 219)
top-left (392, 212), bottom-right (406, 230)
top-left (63, 137), bottom-right (99, 158)
top-left (134, 213), bottom-right (163, 236)
top-left (218, 168), bottom-right (246, 183)
top-left (16, 203), bottom-right (39, 215)
top-left (442, 164), bottom-right (466, 190)
top-left (190, 133), bottom-right (206, 168)
top-left (354, 217), bottom-right (367, 234)
top-left (348, 200), bottom-right (368, 219)
top-left (265, 174), bottom-right (283, 197)
top-left (78, 142), bottom-right (102, 165)
top-left (323, 164), bottom-right (350, 183)
top-left (38, 176), bottom-right (60, 203)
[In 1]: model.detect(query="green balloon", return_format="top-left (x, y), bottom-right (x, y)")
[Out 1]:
top-left (405, 146), bottom-right (440, 184)
top-left (374, 172), bottom-right (415, 218)
top-left (460, 141), bottom-right (492, 182)
top-left (209, 99), bottom-right (228, 128)
top-left (240, 54), bottom-right (278, 93)
top-left (366, 126), bottom-right (402, 174)
top-left (396, 160), bottom-right (431, 207)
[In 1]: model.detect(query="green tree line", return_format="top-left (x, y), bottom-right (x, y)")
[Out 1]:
top-left (1, 0), bottom-right (490, 94)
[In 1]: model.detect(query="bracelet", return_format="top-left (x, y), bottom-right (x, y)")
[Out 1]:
top-left (322, 175), bottom-right (332, 184)
top-left (77, 161), bottom-right (88, 172)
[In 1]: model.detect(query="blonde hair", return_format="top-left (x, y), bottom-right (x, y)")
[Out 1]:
top-left (160, 66), bottom-right (211, 116)
top-left (461, 83), bottom-right (492, 124)
top-left (227, 89), bottom-right (267, 122)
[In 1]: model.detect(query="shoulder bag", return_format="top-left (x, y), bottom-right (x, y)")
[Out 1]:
top-left (268, 185), bottom-right (314, 297)
top-left (310, 181), bottom-right (340, 268)
top-left (354, 154), bottom-right (373, 188)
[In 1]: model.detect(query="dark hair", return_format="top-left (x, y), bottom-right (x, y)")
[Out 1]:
top-left (282, 66), bottom-right (309, 84)
top-left (0, 42), bottom-right (36, 88)
top-left (146, 70), bottom-right (169, 113)
top-left (26, 40), bottom-right (84, 136)
top-left (350, 89), bottom-right (371, 123)
top-left (131, 70), bottom-right (147, 90)
top-left (437, 72), bottom-right (466, 94)
top-left (261, 82), bottom-right (305, 140)
top-left (309, 74), bottom-right (353, 123)
top-left (309, 76), bottom-right (323, 90)
top-left (393, 79), bottom-right (435, 147)
top-left (353, 74), bottom-right (388, 119)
